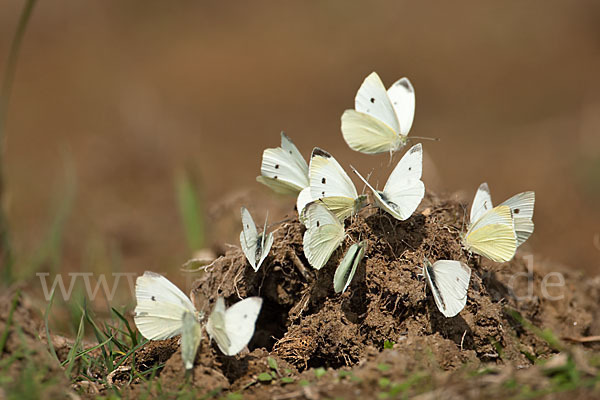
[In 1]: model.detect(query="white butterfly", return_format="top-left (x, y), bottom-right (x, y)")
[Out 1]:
top-left (303, 202), bottom-right (346, 270)
top-left (423, 258), bottom-right (471, 318)
top-left (205, 297), bottom-right (263, 356)
top-left (240, 207), bottom-right (274, 272)
top-left (256, 132), bottom-right (309, 195)
top-left (341, 72), bottom-right (415, 155)
top-left (333, 241), bottom-right (366, 294)
top-left (352, 143), bottom-right (425, 221)
top-left (309, 148), bottom-right (367, 221)
top-left (470, 183), bottom-right (535, 247)
top-left (296, 186), bottom-right (313, 225)
top-left (134, 271), bottom-right (204, 370)
top-left (463, 185), bottom-right (518, 263)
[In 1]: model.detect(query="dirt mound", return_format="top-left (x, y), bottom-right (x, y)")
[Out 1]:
top-left (178, 193), bottom-right (599, 382)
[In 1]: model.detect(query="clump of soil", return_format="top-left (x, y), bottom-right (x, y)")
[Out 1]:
top-left (177, 192), bottom-right (600, 384)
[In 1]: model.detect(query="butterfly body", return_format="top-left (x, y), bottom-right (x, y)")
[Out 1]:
top-left (352, 143), bottom-right (425, 221)
top-left (423, 258), bottom-right (471, 318)
top-left (333, 241), bottom-right (367, 293)
top-left (302, 202), bottom-right (346, 270)
top-left (257, 132), bottom-right (308, 195)
top-left (134, 272), bottom-right (205, 370)
top-left (341, 72), bottom-right (415, 155)
top-left (463, 182), bottom-right (535, 262)
top-left (240, 207), bottom-right (274, 271)
top-left (309, 147), bottom-right (367, 221)
top-left (205, 297), bottom-right (263, 356)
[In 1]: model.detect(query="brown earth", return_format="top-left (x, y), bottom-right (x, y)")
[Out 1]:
top-left (94, 193), bottom-right (598, 398)
top-left (0, 290), bottom-right (71, 399)
top-left (3, 193), bottom-right (600, 398)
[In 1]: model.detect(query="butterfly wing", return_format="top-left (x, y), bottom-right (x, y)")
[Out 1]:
top-left (470, 182), bottom-right (493, 225)
top-left (257, 132), bottom-right (309, 195)
top-left (253, 214), bottom-right (273, 271)
top-left (221, 297), bottom-right (263, 356)
top-left (205, 297), bottom-right (230, 353)
top-left (333, 241), bottom-right (366, 293)
top-left (296, 186), bottom-right (313, 225)
top-left (240, 207), bottom-right (259, 271)
top-left (341, 110), bottom-right (401, 154)
top-left (351, 166), bottom-right (397, 217)
top-left (257, 231), bottom-right (274, 270)
top-left (303, 202), bottom-right (345, 270)
top-left (424, 259), bottom-right (471, 318)
top-left (500, 191), bottom-right (535, 246)
top-left (380, 143), bottom-right (425, 220)
top-left (464, 205), bottom-right (517, 262)
top-left (309, 148), bottom-right (360, 221)
top-left (181, 310), bottom-right (202, 370)
top-left (386, 77), bottom-right (415, 136)
top-left (134, 271), bottom-right (196, 340)
top-left (354, 72), bottom-right (400, 134)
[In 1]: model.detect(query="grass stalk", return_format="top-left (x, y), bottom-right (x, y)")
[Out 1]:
top-left (0, 0), bottom-right (39, 284)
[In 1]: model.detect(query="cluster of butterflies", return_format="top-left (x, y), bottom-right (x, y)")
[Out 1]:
top-left (133, 72), bottom-right (535, 371)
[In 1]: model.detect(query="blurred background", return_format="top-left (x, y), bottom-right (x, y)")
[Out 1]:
top-left (1, 1), bottom-right (599, 312)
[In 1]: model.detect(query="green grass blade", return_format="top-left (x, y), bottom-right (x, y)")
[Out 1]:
top-left (112, 307), bottom-right (138, 347)
top-left (64, 301), bottom-right (86, 375)
top-left (0, 0), bottom-right (39, 285)
top-left (506, 307), bottom-right (564, 351)
top-left (175, 169), bottom-right (205, 252)
top-left (113, 339), bottom-right (149, 370)
top-left (43, 288), bottom-right (59, 362)
top-left (61, 334), bottom-right (114, 367)
top-left (0, 289), bottom-right (20, 356)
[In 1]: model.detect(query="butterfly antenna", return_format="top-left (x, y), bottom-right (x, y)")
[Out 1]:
top-left (366, 169), bottom-right (375, 186)
top-left (351, 165), bottom-right (369, 195)
top-left (408, 136), bottom-right (440, 142)
top-left (264, 210), bottom-right (269, 233)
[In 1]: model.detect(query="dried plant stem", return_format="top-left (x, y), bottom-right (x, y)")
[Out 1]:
top-left (0, 0), bottom-right (38, 281)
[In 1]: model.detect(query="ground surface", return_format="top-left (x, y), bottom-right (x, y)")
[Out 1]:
top-left (2, 194), bottom-right (599, 399)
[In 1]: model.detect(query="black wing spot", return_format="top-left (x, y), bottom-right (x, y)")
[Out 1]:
top-left (274, 176), bottom-right (278, 179)
top-left (289, 150), bottom-right (293, 155)
top-left (151, 296), bottom-right (156, 301)
top-left (312, 148), bottom-right (332, 159)
top-left (370, 97), bottom-right (375, 103)
top-left (408, 167), bottom-right (412, 171)
top-left (514, 208), bottom-right (520, 214)
top-left (275, 164), bottom-right (279, 169)
top-left (246, 224), bottom-right (250, 229)
top-left (316, 221), bottom-right (320, 227)
top-left (321, 177), bottom-right (326, 184)
top-left (321, 191), bottom-right (325, 197)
